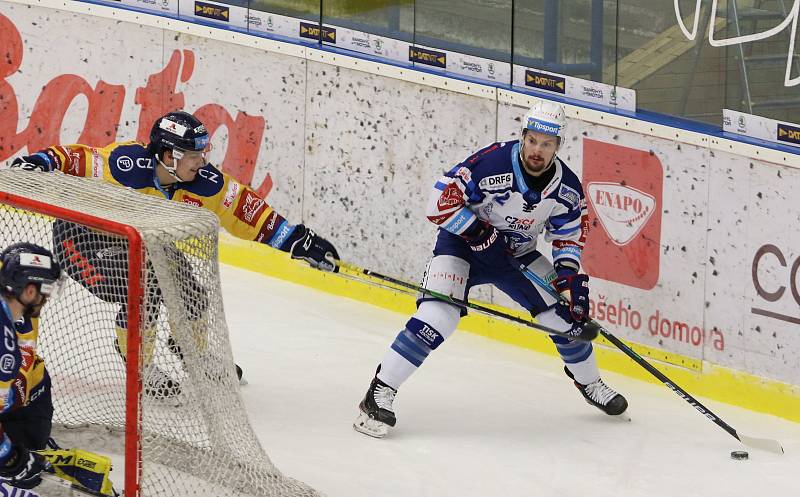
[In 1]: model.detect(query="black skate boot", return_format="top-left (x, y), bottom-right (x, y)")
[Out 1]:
top-left (564, 366), bottom-right (628, 416)
top-left (353, 375), bottom-right (397, 438)
top-left (143, 368), bottom-right (182, 400)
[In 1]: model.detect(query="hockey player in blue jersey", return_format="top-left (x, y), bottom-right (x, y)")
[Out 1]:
top-left (354, 99), bottom-right (628, 438)
top-left (0, 243), bottom-right (64, 489)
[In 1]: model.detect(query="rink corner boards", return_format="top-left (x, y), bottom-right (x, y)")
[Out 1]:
top-left (219, 233), bottom-right (800, 424)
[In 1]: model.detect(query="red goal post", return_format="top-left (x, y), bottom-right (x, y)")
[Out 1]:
top-left (1, 183), bottom-right (145, 495)
top-left (0, 169), bottom-right (320, 497)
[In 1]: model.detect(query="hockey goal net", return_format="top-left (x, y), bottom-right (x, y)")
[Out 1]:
top-left (0, 170), bottom-right (321, 497)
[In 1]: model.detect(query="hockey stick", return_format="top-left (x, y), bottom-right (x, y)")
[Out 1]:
top-left (335, 261), bottom-right (599, 342)
top-left (518, 265), bottom-right (785, 454)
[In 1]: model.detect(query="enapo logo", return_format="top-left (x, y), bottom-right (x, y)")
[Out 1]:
top-left (587, 182), bottom-right (655, 245)
top-left (582, 139), bottom-right (663, 290)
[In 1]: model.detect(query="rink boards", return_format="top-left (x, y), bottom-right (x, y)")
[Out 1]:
top-left (0, 0), bottom-right (798, 421)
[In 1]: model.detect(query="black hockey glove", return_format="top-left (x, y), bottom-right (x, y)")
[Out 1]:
top-left (10, 155), bottom-right (51, 172)
top-left (0, 445), bottom-right (51, 490)
top-left (284, 224), bottom-right (340, 272)
top-left (552, 271), bottom-right (590, 323)
top-left (462, 221), bottom-right (513, 267)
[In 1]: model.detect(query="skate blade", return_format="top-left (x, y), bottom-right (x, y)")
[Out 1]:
top-left (611, 411), bottom-right (631, 422)
top-left (353, 412), bottom-right (389, 438)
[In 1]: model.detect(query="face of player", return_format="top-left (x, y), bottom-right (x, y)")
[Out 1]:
top-left (520, 130), bottom-right (559, 176)
top-left (171, 149), bottom-right (207, 182)
top-left (19, 283), bottom-right (49, 318)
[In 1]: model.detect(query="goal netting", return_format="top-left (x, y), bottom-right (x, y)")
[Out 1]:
top-left (0, 169), bottom-right (322, 497)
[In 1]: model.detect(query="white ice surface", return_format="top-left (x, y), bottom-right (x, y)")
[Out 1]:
top-left (220, 263), bottom-right (800, 497)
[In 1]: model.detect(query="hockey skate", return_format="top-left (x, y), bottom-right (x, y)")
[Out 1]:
top-left (143, 366), bottom-right (182, 401)
top-left (564, 366), bottom-right (628, 417)
top-left (353, 376), bottom-right (397, 438)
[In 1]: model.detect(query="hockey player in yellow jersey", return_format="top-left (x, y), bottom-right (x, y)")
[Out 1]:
top-left (0, 243), bottom-right (64, 489)
top-left (11, 111), bottom-right (338, 267)
top-left (11, 111), bottom-right (340, 397)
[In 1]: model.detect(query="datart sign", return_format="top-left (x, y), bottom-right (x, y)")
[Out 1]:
top-left (512, 65), bottom-right (636, 111)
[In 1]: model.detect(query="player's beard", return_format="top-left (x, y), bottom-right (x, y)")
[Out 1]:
top-left (22, 296), bottom-right (46, 318)
top-left (522, 152), bottom-right (553, 176)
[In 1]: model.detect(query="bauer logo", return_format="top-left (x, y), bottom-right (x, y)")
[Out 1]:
top-left (194, 1), bottom-right (229, 22)
top-left (525, 70), bottom-right (566, 94)
top-left (582, 139), bottom-right (663, 290)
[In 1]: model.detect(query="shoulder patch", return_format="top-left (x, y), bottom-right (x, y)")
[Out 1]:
top-left (109, 144), bottom-right (155, 188)
top-left (558, 183), bottom-right (580, 208)
top-left (234, 188), bottom-right (267, 226)
top-left (478, 173), bottom-right (513, 191)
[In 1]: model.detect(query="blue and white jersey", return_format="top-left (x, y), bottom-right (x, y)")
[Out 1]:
top-left (426, 141), bottom-right (588, 271)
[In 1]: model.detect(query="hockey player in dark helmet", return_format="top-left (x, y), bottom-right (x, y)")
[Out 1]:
top-left (148, 111), bottom-right (212, 183)
top-left (0, 243), bottom-right (64, 319)
top-left (10, 110), bottom-right (340, 397)
top-left (0, 243), bottom-right (64, 490)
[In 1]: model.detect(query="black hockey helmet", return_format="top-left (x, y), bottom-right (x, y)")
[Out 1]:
top-left (149, 111), bottom-right (210, 157)
top-left (0, 242), bottom-right (63, 299)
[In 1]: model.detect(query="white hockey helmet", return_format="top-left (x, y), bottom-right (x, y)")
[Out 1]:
top-left (520, 99), bottom-right (567, 144)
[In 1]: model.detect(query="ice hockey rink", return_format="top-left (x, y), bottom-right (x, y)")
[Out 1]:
top-left (218, 263), bottom-right (800, 497)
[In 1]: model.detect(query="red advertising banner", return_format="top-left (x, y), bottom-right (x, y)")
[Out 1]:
top-left (582, 138), bottom-right (663, 290)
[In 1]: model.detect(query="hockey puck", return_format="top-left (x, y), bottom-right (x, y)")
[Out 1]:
top-left (730, 450), bottom-right (749, 460)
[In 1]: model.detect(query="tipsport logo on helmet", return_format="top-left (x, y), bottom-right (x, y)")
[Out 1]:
top-left (525, 117), bottom-right (561, 136)
top-left (582, 138), bottom-right (663, 290)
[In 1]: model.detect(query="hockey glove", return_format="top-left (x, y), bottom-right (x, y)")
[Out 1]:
top-left (0, 444), bottom-right (51, 490)
top-left (552, 271), bottom-right (590, 323)
top-left (463, 221), bottom-right (512, 267)
top-left (10, 155), bottom-right (51, 172)
top-left (286, 224), bottom-right (340, 272)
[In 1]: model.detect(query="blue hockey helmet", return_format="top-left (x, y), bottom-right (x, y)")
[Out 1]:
top-left (0, 242), bottom-right (64, 299)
